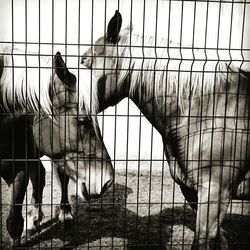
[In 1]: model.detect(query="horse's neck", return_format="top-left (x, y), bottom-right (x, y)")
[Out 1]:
top-left (98, 74), bottom-right (131, 110)
top-left (97, 73), bottom-right (181, 136)
top-left (131, 88), bottom-right (182, 137)
top-left (99, 67), bottom-right (249, 137)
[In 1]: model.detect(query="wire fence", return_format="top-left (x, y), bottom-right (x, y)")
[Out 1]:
top-left (0, 0), bottom-right (250, 249)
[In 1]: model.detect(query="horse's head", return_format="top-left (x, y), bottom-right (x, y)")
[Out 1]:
top-left (81, 10), bottom-right (131, 79)
top-left (33, 52), bottom-right (113, 200)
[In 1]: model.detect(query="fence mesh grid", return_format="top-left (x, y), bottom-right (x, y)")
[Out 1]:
top-left (0, 0), bottom-right (250, 249)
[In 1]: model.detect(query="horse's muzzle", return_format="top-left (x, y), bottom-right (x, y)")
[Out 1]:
top-left (81, 178), bottom-right (113, 201)
top-left (62, 152), bottom-right (114, 200)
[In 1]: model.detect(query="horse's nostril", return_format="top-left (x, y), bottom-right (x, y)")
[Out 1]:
top-left (82, 183), bottom-right (89, 201)
top-left (81, 57), bottom-right (87, 64)
top-left (101, 179), bottom-right (112, 195)
top-left (101, 183), bottom-right (108, 195)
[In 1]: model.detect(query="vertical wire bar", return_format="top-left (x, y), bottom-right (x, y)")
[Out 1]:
top-left (240, 4), bottom-right (250, 246)
top-left (88, 0), bottom-right (95, 247)
top-left (156, 1), bottom-right (166, 244)
top-left (115, 0), bottom-right (121, 246)
top-left (63, 0), bottom-right (68, 246)
top-left (88, 0), bottom-right (94, 247)
top-left (215, 3), bottom-right (231, 244)
top-left (24, 0), bottom-right (28, 243)
top-left (215, 3), bottom-right (225, 245)
top-left (169, 0), bottom-right (180, 246)
top-left (134, 0), bottom-right (146, 246)
top-left (112, 1), bottom-right (117, 246)
top-left (160, 0), bottom-right (172, 247)
top-left (147, 0), bottom-right (159, 245)
top-left (227, 0), bottom-right (236, 236)
top-left (194, 1), bottom-right (210, 248)
top-left (237, 0), bottom-right (247, 223)
top-left (178, 2), bottom-right (186, 248)
top-left (99, 0), bottom-right (106, 249)
top-left (111, 0), bottom-right (121, 248)
top-left (219, 1), bottom-right (234, 241)
top-left (205, 1), bottom-right (223, 245)
top-left (240, 3), bottom-right (250, 234)
top-left (227, 1), bottom-right (239, 246)
top-left (124, 1), bottom-right (134, 248)
top-left (76, 0), bottom-right (81, 247)
top-left (231, 3), bottom-right (247, 247)
top-left (11, 0), bottom-right (15, 246)
top-left (99, 0), bottom-right (108, 248)
top-left (96, 1), bottom-right (108, 248)
top-left (196, 0), bottom-right (209, 248)
top-left (170, 0), bottom-right (181, 246)
top-left (185, 1), bottom-right (202, 247)
top-left (50, 0), bottom-right (55, 248)
top-left (37, 0), bottom-right (42, 246)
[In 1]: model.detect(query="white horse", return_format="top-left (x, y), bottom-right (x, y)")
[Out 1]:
top-left (81, 10), bottom-right (250, 249)
top-left (0, 46), bottom-right (113, 246)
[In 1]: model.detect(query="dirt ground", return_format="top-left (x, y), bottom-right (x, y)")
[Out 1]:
top-left (1, 167), bottom-right (250, 250)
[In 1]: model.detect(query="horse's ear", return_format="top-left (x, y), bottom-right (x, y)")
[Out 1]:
top-left (54, 51), bottom-right (76, 87)
top-left (54, 52), bottom-right (66, 80)
top-left (106, 10), bottom-right (122, 44)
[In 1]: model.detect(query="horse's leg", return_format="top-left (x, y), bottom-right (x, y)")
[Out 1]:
top-left (56, 168), bottom-right (73, 222)
top-left (24, 160), bottom-right (45, 235)
top-left (191, 180), bottom-right (230, 250)
top-left (2, 164), bottom-right (28, 246)
top-left (180, 183), bottom-right (198, 211)
top-left (164, 143), bottom-right (198, 212)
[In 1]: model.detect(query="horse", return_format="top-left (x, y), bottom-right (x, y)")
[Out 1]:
top-left (0, 46), bottom-right (114, 246)
top-left (80, 10), bottom-right (250, 249)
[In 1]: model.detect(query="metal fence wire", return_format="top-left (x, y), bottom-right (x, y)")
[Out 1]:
top-left (0, 0), bottom-right (250, 249)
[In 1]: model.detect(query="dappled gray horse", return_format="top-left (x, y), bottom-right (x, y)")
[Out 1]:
top-left (0, 46), bottom-right (113, 246)
top-left (81, 10), bottom-right (250, 250)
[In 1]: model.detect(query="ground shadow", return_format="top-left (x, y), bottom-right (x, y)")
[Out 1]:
top-left (22, 183), bottom-right (250, 250)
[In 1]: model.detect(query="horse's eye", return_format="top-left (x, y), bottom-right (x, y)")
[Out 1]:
top-left (76, 116), bottom-right (92, 125)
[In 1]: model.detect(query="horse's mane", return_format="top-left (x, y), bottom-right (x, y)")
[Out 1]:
top-left (116, 33), bottom-right (235, 112)
top-left (0, 46), bottom-right (54, 114)
top-left (71, 67), bottom-right (99, 116)
top-left (0, 46), bottom-right (98, 115)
